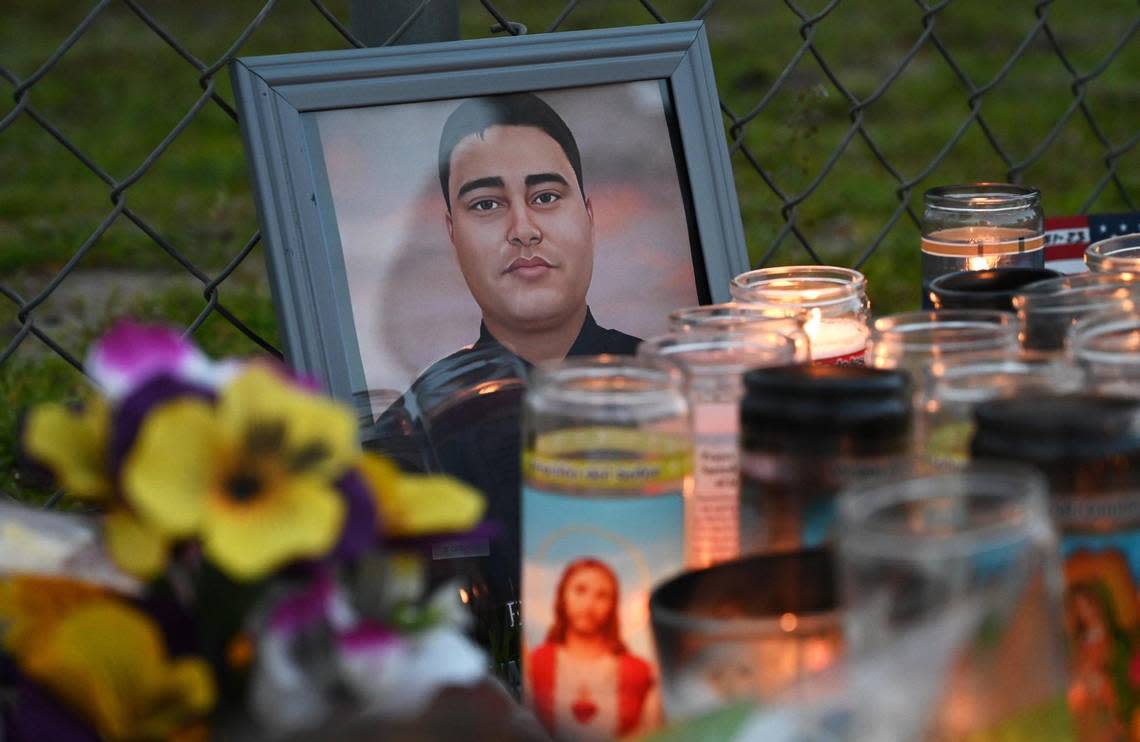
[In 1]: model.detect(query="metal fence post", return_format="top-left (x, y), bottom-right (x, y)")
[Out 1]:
top-left (350, 0), bottom-right (459, 46)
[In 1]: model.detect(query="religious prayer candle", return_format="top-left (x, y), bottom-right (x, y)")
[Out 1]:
top-left (639, 331), bottom-right (798, 568)
top-left (521, 357), bottom-right (692, 742)
top-left (921, 184), bottom-right (1045, 308)
top-left (971, 395), bottom-right (1140, 740)
top-left (730, 266), bottom-right (870, 365)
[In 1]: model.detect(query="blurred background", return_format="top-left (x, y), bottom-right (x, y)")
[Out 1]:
top-left (2, 0), bottom-right (1137, 499)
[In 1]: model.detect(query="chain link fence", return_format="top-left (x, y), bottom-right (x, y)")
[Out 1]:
top-left (2, 0), bottom-right (1138, 500)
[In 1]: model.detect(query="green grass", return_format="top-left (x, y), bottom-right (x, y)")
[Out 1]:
top-left (2, 0), bottom-right (1138, 500)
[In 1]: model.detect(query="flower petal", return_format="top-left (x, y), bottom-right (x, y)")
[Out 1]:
top-left (121, 398), bottom-right (218, 537)
top-left (104, 510), bottom-right (169, 581)
top-left (87, 321), bottom-right (209, 401)
top-left (219, 366), bottom-right (359, 481)
top-left (329, 469), bottom-right (378, 563)
top-left (22, 398), bottom-right (111, 500)
top-left (108, 375), bottom-right (215, 479)
top-left (201, 479), bottom-right (346, 581)
top-left (372, 470), bottom-right (487, 538)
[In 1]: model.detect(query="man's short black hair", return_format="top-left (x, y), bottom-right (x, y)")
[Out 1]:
top-left (438, 92), bottom-right (584, 211)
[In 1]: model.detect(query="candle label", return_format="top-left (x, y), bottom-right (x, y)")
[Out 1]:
top-left (921, 228), bottom-right (1045, 257)
top-left (691, 402), bottom-right (741, 568)
top-left (1054, 494), bottom-right (1140, 739)
top-left (521, 486), bottom-right (683, 741)
top-left (813, 349), bottom-right (865, 366)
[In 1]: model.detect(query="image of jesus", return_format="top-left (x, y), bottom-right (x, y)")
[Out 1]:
top-left (527, 558), bottom-right (661, 740)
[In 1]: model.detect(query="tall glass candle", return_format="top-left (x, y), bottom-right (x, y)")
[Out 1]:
top-left (522, 357), bottom-right (691, 741)
top-left (639, 331), bottom-right (798, 568)
top-left (730, 266), bottom-right (870, 365)
top-left (922, 184), bottom-right (1045, 308)
top-left (1013, 273), bottom-right (1140, 353)
top-left (865, 309), bottom-right (1020, 378)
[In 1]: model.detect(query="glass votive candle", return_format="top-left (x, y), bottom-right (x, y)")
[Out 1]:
top-left (865, 310), bottom-right (1020, 378)
top-left (730, 266), bottom-right (869, 365)
top-left (521, 357), bottom-right (691, 741)
top-left (1070, 309), bottom-right (1140, 396)
top-left (917, 353), bottom-right (1085, 466)
top-left (1013, 272), bottom-right (1140, 353)
top-left (928, 268), bottom-right (1060, 312)
top-left (837, 464), bottom-right (1072, 740)
top-left (921, 183), bottom-right (1045, 308)
top-left (649, 548), bottom-right (842, 722)
top-left (638, 331), bottom-right (799, 568)
top-left (1085, 232), bottom-right (1140, 273)
top-left (668, 303), bottom-right (812, 363)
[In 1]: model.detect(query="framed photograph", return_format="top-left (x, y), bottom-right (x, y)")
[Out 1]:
top-left (232, 21), bottom-right (747, 422)
top-left (232, 22), bottom-right (747, 604)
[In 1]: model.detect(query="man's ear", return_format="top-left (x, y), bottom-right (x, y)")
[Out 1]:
top-left (585, 195), bottom-right (594, 227)
top-left (445, 210), bottom-right (454, 241)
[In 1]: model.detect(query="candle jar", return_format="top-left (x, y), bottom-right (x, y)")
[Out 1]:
top-left (971, 394), bottom-right (1140, 740)
top-left (739, 365), bottom-right (913, 555)
top-left (521, 356), bottom-right (691, 741)
top-left (1085, 232), bottom-right (1140, 273)
top-left (865, 310), bottom-right (1020, 378)
top-left (668, 303), bottom-right (812, 363)
top-left (1071, 309), bottom-right (1140, 396)
top-left (921, 183), bottom-right (1045, 308)
top-left (639, 331), bottom-right (799, 568)
top-left (928, 268), bottom-right (1060, 312)
top-left (649, 549), bottom-right (842, 722)
top-left (1013, 273), bottom-right (1140, 352)
top-left (917, 354), bottom-right (1084, 466)
top-left (837, 464), bottom-right (1071, 740)
top-left (730, 266), bottom-right (870, 365)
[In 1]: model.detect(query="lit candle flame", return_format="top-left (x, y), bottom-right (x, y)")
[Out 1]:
top-left (966, 256), bottom-right (997, 271)
top-left (780, 612), bottom-right (798, 632)
top-left (458, 588), bottom-right (469, 604)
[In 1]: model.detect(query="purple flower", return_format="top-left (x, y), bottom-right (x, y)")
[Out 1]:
top-left (86, 321), bottom-right (230, 401)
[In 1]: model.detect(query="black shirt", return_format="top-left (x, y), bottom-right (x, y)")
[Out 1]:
top-left (361, 308), bottom-right (640, 605)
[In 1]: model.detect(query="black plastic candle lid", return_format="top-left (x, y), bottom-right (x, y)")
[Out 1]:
top-left (972, 393), bottom-right (1140, 460)
top-left (929, 268), bottom-right (1061, 311)
top-left (741, 365), bottom-right (912, 446)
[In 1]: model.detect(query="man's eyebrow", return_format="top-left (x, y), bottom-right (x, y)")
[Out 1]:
top-left (525, 173), bottom-right (569, 189)
top-left (456, 176), bottom-right (504, 199)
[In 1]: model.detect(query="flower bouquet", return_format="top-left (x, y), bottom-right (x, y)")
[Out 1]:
top-left (0, 322), bottom-right (500, 740)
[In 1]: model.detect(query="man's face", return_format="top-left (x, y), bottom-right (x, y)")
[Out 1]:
top-left (446, 124), bottom-right (594, 334)
top-left (563, 566), bottom-right (615, 637)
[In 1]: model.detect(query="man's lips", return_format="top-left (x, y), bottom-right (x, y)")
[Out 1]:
top-left (504, 256), bottom-right (554, 277)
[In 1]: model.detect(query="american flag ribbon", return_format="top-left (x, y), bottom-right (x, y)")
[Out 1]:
top-left (1044, 212), bottom-right (1140, 262)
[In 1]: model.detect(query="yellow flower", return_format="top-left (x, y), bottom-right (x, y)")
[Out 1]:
top-left (358, 453), bottom-right (486, 538)
top-left (121, 366), bottom-right (358, 581)
top-left (15, 597), bottom-right (214, 741)
top-left (22, 395), bottom-right (111, 500)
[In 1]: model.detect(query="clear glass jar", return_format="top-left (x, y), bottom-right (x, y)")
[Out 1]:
top-left (1070, 308), bottom-right (1140, 396)
top-left (1085, 232), bottom-right (1140, 273)
top-left (865, 309), bottom-right (1020, 377)
top-left (668, 303), bottom-right (812, 363)
top-left (921, 184), bottom-right (1045, 308)
top-left (639, 331), bottom-right (798, 568)
top-left (739, 365), bottom-right (913, 555)
top-left (917, 353), bottom-right (1085, 466)
top-left (971, 394), bottom-right (1140, 739)
top-left (837, 464), bottom-right (1070, 740)
top-left (521, 356), bottom-right (691, 741)
top-left (1012, 272), bottom-right (1140, 352)
top-left (649, 549), bottom-right (841, 721)
top-left (730, 266), bottom-right (870, 365)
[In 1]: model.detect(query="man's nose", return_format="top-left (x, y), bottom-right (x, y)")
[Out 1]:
top-left (507, 206), bottom-right (541, 247)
